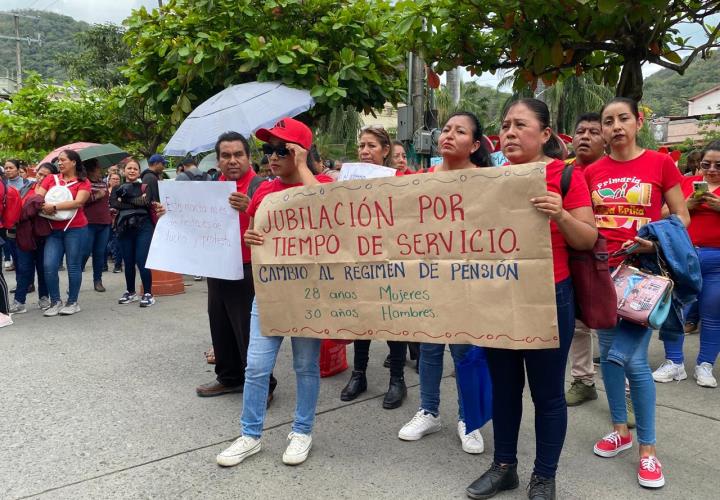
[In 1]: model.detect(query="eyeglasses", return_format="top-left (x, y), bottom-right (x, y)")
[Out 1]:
top-left (700, 161), bottom-right (719, 170)
top-left (262, 144), bottom-right (290, 158)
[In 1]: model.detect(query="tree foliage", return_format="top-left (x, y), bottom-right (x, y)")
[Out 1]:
top-left (396, 0), bottom-right (720, 100)
top-left (122, 0), bottom-right (406, 126)
top-left (0, 75), bottom-right (169, 161)
top-left (434, 81), bottom-right (510, 134)
top-left (57, 23), bottom-right (130, 89)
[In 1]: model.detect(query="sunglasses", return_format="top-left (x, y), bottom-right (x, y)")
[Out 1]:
top-left (262, 144), bottom-right (290, 158)
top-left (700, 161), bottom-right (719, 170)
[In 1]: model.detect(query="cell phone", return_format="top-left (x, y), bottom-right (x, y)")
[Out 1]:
top-left (611, 242), bottom-right (641, 258)
top-left (693, 181), bottom-right (709, 197)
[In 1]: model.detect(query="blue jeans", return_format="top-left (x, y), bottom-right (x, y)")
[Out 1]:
top-left (419, 342), bottom-right (471, 420)
top-left (15, 240), bottom-right (48, 304)
top-left (118, 218), bottom-right (153, 294)
top-left (485, 278), bottom-right (575, 478)
top-left (106, 229), bottom-right (122, 267)
top-left (241, 299), bottom-right (321, 438)
top-left (597, 321), bottom-right (655, 445)
top-left (83, 224), bottom-right (111, 282)
top-left (44, 227), bottom-right (88, 304)
top-left (663, 247), bottom-right (720, 366)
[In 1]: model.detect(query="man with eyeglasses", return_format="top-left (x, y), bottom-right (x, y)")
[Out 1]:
top-left (195, 132), bottom-right (276, 400)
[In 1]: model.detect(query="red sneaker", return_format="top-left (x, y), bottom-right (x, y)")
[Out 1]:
top-left (593, 431), bottom-right (633, 457)
top-left (638, 455), bottom-right (665, 488)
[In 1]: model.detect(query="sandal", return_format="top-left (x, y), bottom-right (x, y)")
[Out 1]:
top-left (204, 347), bottom-right (216, 364)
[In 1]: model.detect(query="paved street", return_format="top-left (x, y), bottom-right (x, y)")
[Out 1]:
top-left (2, 269), bottom-right (719, 499)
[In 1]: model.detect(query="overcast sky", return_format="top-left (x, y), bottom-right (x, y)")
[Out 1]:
top-left (3, 1), bottom-right (716, 89)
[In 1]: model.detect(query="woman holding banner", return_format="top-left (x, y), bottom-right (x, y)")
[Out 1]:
top-left (466, 99), bottom-right (597, 500)
top-left (397, 112), bottom-right (488, 454)
top-left (340, 124), bottom-right (410, 410)
top-left (216, 117), bottom-right (334, 468)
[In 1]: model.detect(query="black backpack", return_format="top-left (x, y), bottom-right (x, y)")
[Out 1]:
top-left (180, 169), bottom-right (210, 181)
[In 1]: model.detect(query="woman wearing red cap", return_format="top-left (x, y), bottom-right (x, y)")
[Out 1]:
top-left (216, 117), bottom-right (334, 468)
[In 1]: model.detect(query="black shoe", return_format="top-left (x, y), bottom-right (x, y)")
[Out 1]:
top-left (382, 375), bottom-right (407, 409)
top-left (466, 462), bottom-right (519, 499)
top-left (383, 354), bottom-right (391, 368)
top-left (113, 266), bottom-right (122, 273)
top-left (340, 370), bottom-right (367, 401)
top-left (527, 474), bottom-right (555, 500)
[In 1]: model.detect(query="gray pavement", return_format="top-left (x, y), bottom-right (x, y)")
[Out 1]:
top-left (1, 269), bottom-right (719, 499)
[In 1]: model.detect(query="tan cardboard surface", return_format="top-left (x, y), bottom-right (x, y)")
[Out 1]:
top-left (252, 163), bottom-right (559, 349)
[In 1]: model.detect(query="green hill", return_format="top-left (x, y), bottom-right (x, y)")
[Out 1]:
top-left (642, 52), bottom-right (720, 117)
top-left (0, 9), bottom-right (88, 82)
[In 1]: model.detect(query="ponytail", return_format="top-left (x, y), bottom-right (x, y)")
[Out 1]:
top-left (543, 132), bottom-right (566, 160)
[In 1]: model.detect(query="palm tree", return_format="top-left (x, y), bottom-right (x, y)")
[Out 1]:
top-left (313, 105), bottom-right (363, 160)
top-left (434, 81), bottom-right (509, 133)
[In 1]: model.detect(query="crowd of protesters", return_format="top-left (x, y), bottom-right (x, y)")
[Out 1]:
top-left (2, 94), bottom-right (718, 500)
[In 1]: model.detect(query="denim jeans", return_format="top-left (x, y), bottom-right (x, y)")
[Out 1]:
top-left (485, 278), bottom-right (575, 478)
top-left (83, 224), bottom-right (111, 282)
top-left (419, 343), bottom-right (471, 420)
top-left (597, 321), bottom-right (655, 445)
top-left (241, 298), bottom-right (321, 438)
top-left (15, 240), bottom-right (47, 304)
top-left (106, 229), bottom-right (122, 267)
top-left (118, 218), bottom-right (153, 294)
top-left (663, 247), bottom-right (720, 366)
top-left (44, 227), bottom-right (89, 304)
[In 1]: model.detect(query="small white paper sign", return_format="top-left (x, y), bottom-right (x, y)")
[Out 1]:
top-left (337, 162), bottom-right (397, 181)
top-left (146, 181), bottom-right (244, 280)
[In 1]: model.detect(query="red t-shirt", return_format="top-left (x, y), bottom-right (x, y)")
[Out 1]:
top-left (682, 175), bottom-right (720, 248)
top-left (220, 169), bottom-right (256, 264)
top-left (247, 174), bottom-right (335, 218)
top-left (584, 150), bottom-right (683, 266)
top-left (40, 175), bottom-right (91, 230)
top-left (545, 159), bottom-right (592, 283)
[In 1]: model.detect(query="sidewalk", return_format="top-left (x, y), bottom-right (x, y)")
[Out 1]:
top-left (1, 270), bottom-right (718, 499)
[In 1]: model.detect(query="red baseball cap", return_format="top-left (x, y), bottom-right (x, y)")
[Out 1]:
top-left (255, 117), bottom-right (313, 150)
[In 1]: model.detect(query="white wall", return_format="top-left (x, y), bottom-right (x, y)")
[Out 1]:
top-left (688, 89), bottom-right (720, 116)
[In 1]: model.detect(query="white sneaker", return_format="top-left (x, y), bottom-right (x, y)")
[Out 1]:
top-left (398, 410), bottom-right (441, 441)
top-left (118, 292), bottom-right (139, 304)
top-left (282, 432), bottom-right (312, 465)
top-left (694, 362), bottom-right (717, 388)
top-left (43, 302), bottom-right (64, 317)
top-left (9, 300), bottom-right (27, 314)
top-left (59, 302), bottom-right (81, 315)
top-left (458, 421), bottom-right (484, 454)
top-left (216, 436), bottom-right (261, 467)
top-left (38, 296), bottom-right (51, 310)
top-left (652, 360), bottom-right (687, 383)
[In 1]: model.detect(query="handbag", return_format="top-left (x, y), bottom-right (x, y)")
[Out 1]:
top-left (568, 234), bottom-right (618, 329)
top-left (611, 256), bottom-right (674, 329)
top-left (560, 165), bottom-right (617, 329)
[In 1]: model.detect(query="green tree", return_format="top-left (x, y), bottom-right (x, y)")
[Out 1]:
top-left (122, 0), bottom-right (406, 127)
top-left (434, 81), bottom-right (510, 133)
top-left (0, 75), bottom-right (168, 161)
top-left (57, 23), bottom-right (130, 89)
top-left (396, 0), bottom-right (720, 100)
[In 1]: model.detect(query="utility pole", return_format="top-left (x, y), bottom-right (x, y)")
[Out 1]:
top-left (0, 12), bottom-right (42, 87)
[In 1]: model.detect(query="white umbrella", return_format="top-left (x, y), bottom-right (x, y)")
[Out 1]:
top-left (164, 82), bottom-right (315, 156)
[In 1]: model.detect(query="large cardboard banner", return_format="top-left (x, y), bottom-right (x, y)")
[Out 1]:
top-left (252, 163), bottom-right (559, 349)
top-left (146, 181), bottom-right (244, 280)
